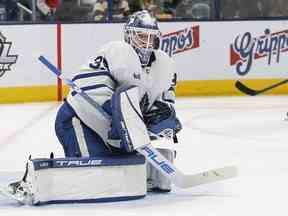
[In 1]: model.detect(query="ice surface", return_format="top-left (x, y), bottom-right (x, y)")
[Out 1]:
top-left (0, 96), bottom-right (287, 216)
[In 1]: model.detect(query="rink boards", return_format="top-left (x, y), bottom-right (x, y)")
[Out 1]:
top-left (0, 79), bottom-right (287, 103)
top-left (0, 20), bottom-right (288, 103)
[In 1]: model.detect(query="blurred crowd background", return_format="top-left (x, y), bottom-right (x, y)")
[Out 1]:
top-left (0, 0), bottom-right (287, 22)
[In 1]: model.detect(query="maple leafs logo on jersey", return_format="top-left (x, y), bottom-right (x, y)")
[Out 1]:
top-left (0, 32), bottom-right (18, 77)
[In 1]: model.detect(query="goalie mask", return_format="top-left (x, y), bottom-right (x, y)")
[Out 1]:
top-left (124, 10), bottom-right (161, 67)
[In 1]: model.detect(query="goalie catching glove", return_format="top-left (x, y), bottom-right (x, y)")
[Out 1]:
top-left (142, 100), bottom-right (182, 140)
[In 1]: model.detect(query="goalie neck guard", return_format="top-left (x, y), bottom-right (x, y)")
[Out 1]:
top-left (124, 10), bottom-right (161, 67)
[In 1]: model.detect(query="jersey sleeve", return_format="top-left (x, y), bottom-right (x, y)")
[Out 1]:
top-left (68, 55), bottom-right (117, 108)
top-left (67, 41), bottom-right (141, 116)
top-left (155, 53), bottom-right (177, 106)
top-left (161, 72), bottom-right (177, 105)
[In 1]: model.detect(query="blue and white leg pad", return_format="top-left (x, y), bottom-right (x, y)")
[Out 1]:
top-left (111, 86), bottom-right (150, 152)
top-left (23, 155), bottom-right (146, 205)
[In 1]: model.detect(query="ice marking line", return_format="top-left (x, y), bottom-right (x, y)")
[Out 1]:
top-left (0, 103), bottom-right (59, 150)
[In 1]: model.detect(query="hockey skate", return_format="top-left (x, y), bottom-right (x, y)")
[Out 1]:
top-left (0, 179), bottom-right (34, 205)
top-left (147, 178), bottom-right (171, 193)
top-left (0, 161), bottom-right (34, 205)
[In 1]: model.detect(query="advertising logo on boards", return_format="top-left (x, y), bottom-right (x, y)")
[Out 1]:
top-left (0, 31), bottom-right (18, 78)
top-left (230, 28), bottom-right (288, 76)
top-left (161, 25), bottom-right (200, 57)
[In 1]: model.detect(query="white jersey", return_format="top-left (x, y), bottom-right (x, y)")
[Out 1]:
top-left (67, 41), bottom-right (176, 138)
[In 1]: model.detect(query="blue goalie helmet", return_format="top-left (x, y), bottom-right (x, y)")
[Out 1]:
top-left (124, 10), bottom-right (161, 67)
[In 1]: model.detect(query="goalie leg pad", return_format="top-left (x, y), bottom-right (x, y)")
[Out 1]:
top-left (110, 85), bottom-right (150, 152)
top-left (15, 155), bottom-right (146, 205)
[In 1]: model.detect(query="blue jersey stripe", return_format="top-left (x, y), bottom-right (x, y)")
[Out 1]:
top-left (72, 71), bottom-right (118, 84)
top-left (162, 98), bottom-right (175, 104)
top-left (71, 84), bottom-right (114, 96)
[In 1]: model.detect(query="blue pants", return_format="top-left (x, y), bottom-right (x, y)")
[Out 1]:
top-left (55, 101), bottom-right (111, 157)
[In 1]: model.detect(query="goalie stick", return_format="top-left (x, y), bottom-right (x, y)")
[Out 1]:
top-left (235, 79), bottom-right (288, 96)
top-left (38, 55), bottom-right (237, 189)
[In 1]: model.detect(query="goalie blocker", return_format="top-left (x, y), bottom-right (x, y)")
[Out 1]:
top-left (15, 155), bottom-right (146, 205)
